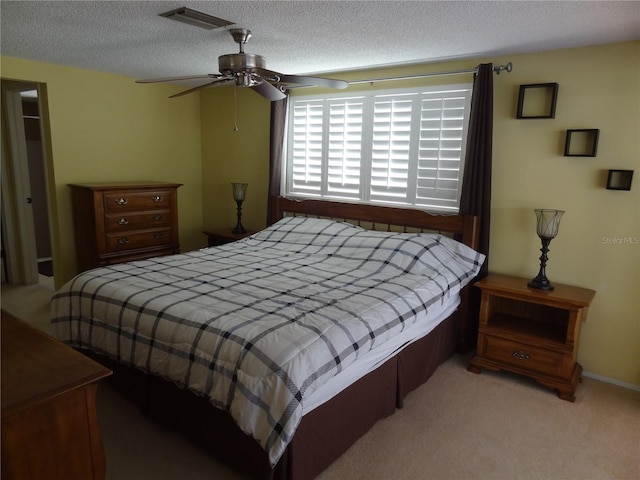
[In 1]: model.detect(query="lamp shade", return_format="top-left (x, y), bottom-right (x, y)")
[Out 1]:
top-left (533, 209), bottom-right (564, 239)
top-left (231, 183), bottom-right (248, 202)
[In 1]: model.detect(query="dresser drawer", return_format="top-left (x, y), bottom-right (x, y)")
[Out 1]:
top-left (481, 335), bottom-right (564, 377)
top-left (105, 228), bottom-right (174, 253)
top-left (105, 211), bottom-right (172, 233)
top-left (103, 190), bottom-right (173, 213)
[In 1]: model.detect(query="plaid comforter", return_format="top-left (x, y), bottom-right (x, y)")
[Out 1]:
top-left (51, 216), bottom-right (484, 466)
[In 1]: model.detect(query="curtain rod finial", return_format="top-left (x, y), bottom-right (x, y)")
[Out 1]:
top-left (494, 62), bottom-right (513, 75)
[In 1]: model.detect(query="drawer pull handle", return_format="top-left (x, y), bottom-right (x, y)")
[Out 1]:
top-left (115, 198), bottom-right (128, 205)
top-left (118, 237), bottom-right (129, 245)
top-left (511, 350), bottom-right (531, 361)
top-left (154, 232), bottom-right (163, 239)
top-left (118, 218), bottom-right (129, 225)
top-left (152, 195), bottom-right (163, 203)
top-left (153, 215), bottom-right (163, 221)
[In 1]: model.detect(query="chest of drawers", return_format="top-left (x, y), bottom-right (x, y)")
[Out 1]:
top-left (69, 182), bottom-right (182, 272)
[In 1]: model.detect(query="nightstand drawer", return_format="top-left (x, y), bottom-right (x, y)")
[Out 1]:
top-left (482, 335), bottom-right (564, 377)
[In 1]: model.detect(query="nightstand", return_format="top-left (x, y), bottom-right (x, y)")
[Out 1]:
top-left (203, 228), bottom-right (255, 247)
top-left (467, 273), bottom-right (596, 402)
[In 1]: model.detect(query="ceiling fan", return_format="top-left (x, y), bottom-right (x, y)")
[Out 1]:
top-left (136, 28), bottom-right (349, 100)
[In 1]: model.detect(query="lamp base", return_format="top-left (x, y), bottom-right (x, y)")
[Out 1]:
top-left (233, 199), bottom-right (245, 234)
top-left (528, 276), bottom-right (555, 291)
top-left (529, 236), bottom-right (555, 290)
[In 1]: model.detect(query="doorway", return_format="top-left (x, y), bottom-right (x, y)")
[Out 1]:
top-left (1, 80), bottom-right (55, 289)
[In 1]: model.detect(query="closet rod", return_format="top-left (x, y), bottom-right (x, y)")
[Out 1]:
top-left (347, 62), bottom-right (512, 85)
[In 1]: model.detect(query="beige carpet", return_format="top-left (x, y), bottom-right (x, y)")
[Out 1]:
top-left (2, 283), bottom-right (639, 480)
top-left (1, 282), bottom-right (53, 331)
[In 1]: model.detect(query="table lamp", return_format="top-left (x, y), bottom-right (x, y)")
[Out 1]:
top-left (231, 183), bottom-right (248, 233)
top-left (528, 209), bottom-right (564, 291)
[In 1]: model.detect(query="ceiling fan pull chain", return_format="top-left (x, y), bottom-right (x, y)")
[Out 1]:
top-left (233, 85), bottom-right (239, 132)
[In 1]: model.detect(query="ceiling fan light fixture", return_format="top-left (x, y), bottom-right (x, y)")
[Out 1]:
top-left (160, 7), bottom-right (234, 30)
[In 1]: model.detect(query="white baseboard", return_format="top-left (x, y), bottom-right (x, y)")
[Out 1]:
top-left (582, 371), bottom-right (640, 392)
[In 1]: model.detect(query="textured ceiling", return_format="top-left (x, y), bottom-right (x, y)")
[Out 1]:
top-left (1, 1), bottom-right (639, 82)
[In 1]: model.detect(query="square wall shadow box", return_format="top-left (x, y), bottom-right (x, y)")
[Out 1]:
top-left (564, 129), bottom-right (600, 157)
top-left (606, 170), bottom-right (634, 191)
top-left (516, 83), bottom-right (559, 119)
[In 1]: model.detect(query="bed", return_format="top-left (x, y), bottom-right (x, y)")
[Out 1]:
top-left (51, 196), bottom-right (483, 480)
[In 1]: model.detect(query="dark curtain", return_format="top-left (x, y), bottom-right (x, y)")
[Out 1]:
top-left (267, 97), bottom-right (288, 225)
top-left (460, 63), bottom-right (493, 275)
top-left (458, 63), bottom-right (493, 352)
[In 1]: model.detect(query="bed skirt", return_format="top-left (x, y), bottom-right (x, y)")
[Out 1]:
top-left (88, 310), bottom-right (458, 480)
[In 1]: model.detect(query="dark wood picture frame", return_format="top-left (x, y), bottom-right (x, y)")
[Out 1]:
top-left (564, 129), bottom-right (600, 157)
top-left (606, 170), bottom-right (634, 191)
top-left (516, 83), bottom-right (559, 119)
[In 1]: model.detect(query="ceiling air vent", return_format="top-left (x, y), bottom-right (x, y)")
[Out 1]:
top-left (160, 7), bottom-right (234, 30)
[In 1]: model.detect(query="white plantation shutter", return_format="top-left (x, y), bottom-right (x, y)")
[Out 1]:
top-left (370, 96), bottom-right (414, 203)
top-left (327, 99), bottom-right (364, 199)
top-left (416, 91), bottom-right (471, 210)
top-left (290, 101), bottom-right (324, 195)
top-left (285, 84), bottom-right (472, 212)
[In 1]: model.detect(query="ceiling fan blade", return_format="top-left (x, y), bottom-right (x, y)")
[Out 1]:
top-left (169, 78), bottom-right (233, 98)
top-left (136, 74), bottom-right (224, 84)
top-left (256, 68), bottom-right (348, 90)
top-left (250, 81), bottom-right (287, 101)
top-left (255, 67), bottom-right (283, 81)
top-left (279, 74), bottom-right (349, 90)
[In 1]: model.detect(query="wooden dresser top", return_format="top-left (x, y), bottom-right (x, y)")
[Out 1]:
top-left (68, 181), bottom-right (182, 191)
top-left (1, 311), bottom-right (112, 418)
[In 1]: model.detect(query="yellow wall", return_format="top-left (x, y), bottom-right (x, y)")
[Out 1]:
top-left (3, 41), bottom-right (638, 386)
top-left (1, 56), bottom-right (203, 286)
top-left (200, 41), bottom-right (639, 387)
top-left (200, 85), bottom-right (271, 232)
top-left (489, 42), bottom-right (639, 387)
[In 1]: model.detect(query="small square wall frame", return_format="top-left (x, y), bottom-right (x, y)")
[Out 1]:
top-left (606, 170), bottom-right (633, 191)
top-left (564, 129), bottom-right (599, 157)
top-left (516, 83), bottom-right (559, 119)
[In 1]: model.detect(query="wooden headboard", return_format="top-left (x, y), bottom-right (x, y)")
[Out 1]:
top-left (270, 196), bottom-right (480, 251)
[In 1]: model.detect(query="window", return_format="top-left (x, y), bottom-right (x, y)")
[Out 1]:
top-left (284, 84), bottom-right (473, 213)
